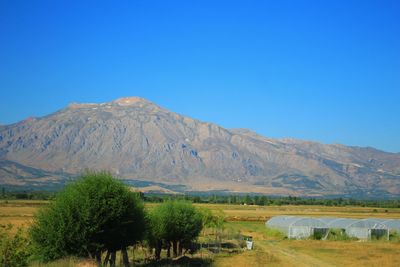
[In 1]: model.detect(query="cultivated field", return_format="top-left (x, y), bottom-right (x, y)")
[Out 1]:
top-left (1, 200), bottom-right (400, 266)
top-left (195, 203), bottom-right (400, 221)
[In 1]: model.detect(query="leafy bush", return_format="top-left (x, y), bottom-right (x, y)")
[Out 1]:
top-left (30, 171), bottom-right (146, 264)
top-left (326, 228), bottom-right (355, 241)
top-left (147, 200), bottom-right (203, 260)
top-left (313, 231), bottom-right (324, 240)
top-left (0, 224), bottom-right (31, 267)
top-left (389, 230), bottom-right (400, 242)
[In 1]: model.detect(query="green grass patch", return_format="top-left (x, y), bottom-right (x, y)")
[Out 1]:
top-left (326, 228), bottom-right (355, 241)
top-left (225, 221), bottom-right (285, 240)
top-left (264, 227), bottom-right (286, 239)
top-left (389, 230), bottom-right (400, 242)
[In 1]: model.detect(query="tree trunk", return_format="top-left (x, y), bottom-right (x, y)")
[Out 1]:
top-left (110, 250), bottom-right (116, 267)
top-left (95, 250), bottom-right (102, 266)
top-left (218, 230), bottom-right (222, 253)
top-left (103, 250), bottom-right (110, 266)
top-left (143, 246), bottom-right (150, 263)
top-left (173, 240), bottom-right (178, 258)
top-left (121, 246), bottom-right (129, 267)
top-left (178, 242), bottom-right (183, 256)
top-left (167, 242), bottom-right (171, 258)
top-left (155, 240), bottom-right (162, 261)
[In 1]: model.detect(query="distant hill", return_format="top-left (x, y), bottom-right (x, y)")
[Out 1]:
top-left (0, 159), bottom-right (70, 190)
top-left (1, 97), bottom-right (399, 198)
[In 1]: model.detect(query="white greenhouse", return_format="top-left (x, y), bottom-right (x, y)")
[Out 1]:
top-left (266, 216), bottom-right (400, 240)
top-left (323, 218), bottom-right (389, 240)
top-left (373, 219), bottom-right (400, 233)
top-left (265, 216), bottom-right (330, 239)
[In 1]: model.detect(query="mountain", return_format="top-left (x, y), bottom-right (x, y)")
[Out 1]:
top-left (0, 159), bottom-right (70, 190)
top-left (1, 97), bottom-right (400, 197)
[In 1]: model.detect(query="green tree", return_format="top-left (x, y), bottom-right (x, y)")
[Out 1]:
top-left (245, 194), bottom-right (253, 205)
top-left (147, 200), bottom-right (203, 260)
top-left (30, 171), bottom-right (145, 266)
top-left (200, 208), bottom-right (225, 252)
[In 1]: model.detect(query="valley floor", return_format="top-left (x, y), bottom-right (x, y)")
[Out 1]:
top-left (1, 200), bottom-right (400, 266)
top-left (217, 221), bottom-right (400, 267)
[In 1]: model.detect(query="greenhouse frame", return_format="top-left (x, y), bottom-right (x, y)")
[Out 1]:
top-left (325, 218), bottom-right (389, 240)
top-left (265, 216), bottom-right (330, 239)
top-left (266, 216), bottom-right (400, 240)
top-left (373, 219), bottom-right (400, 233)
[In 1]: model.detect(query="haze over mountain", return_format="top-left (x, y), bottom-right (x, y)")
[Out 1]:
top-left (1, 97), bottom-right (399, 198)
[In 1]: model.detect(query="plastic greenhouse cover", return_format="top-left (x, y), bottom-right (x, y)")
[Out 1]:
top-left (323, 218), bottom-right (359, 228)
top-left (267, 216), bottom-right (400, 230)
top-left (266, 216), bottom-right (328, 228)
top-left (290, 217), bottom-right (328, 227)
top-left (346, 219), bottom-right (388, 229)
top-left (266, 216), bottom-right (299, 227)
top-left (319, 217), bottom-right (340, 224)
top-left (371, 219), bottom-right (400, 231)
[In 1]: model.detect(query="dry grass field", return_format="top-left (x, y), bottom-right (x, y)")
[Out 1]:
top-left (195, 203), bottom-right (400, 221)
top-left (215, 221), bottom-right (400, 267)
top-left (0, 200), bottom-right (47, 231)
top-left (1, 200), bottom-right (400, 266)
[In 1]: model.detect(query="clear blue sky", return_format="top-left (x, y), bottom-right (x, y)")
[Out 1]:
top-left (1, 0), bottom-right (399, 152)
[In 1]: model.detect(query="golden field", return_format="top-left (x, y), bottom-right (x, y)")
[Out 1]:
top-left (1, 200), bottom-right (400, 266)
top-left (216, 221), bottom-right (400, 267)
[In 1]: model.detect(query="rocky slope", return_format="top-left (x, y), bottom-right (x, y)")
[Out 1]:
top-left (1, 97), bottom-right (399, 197)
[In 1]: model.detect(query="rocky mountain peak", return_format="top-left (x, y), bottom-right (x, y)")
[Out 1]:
top-left (66, 97), bottom-right (157, 110)
top-left (112, 97), bottom-right (151, 106)
top-left (1, 98), bottom-right (400, 197)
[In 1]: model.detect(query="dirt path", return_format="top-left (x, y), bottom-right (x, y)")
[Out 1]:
top-left (213, 236), bottom-right (337, 267)
top-left (259, 240), bottom-right (336, 267)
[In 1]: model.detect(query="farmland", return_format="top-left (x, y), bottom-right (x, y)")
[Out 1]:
top-left (1, 200), bottom-right (400, 266)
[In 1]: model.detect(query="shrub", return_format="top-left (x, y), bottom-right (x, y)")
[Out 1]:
top-left (313, 231), bottom-right (324, 240)
top-left (147, 200), bottom-right (203, 260)
top-left (0, 224), bottom-right (31, 267)
top-left (389, 230), bottom-right (400, 242)
top-left (326, 228), bottom-right (355, 241)
top-left (30, 171), bottom-right (146, 265)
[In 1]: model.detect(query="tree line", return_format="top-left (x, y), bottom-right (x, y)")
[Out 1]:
top-left (144, 194), bottom-right (400, 209)
top-left (2, 187), bottom-right (400, 209)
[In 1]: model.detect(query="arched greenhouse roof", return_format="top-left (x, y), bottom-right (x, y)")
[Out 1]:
top-left (346, 219), bottom-right (388, 229)
top-left (268, 216), bottom-right (400, 231)
top-left (320, 217), bottom-right (397, 230)
top-left (291, 217), bottom-right (328, 227)
top-left (266, 216), bottom-right (328, 228)
top-left (321, 218), bottom-right (359, 228)
top-left (266, 216), bottom-right (296, 225)
top-left (371, 219), bottom-right (400, 232)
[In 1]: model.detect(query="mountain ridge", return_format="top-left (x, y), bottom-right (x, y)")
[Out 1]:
top-left (0, 97), bottom-right (399, 197)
